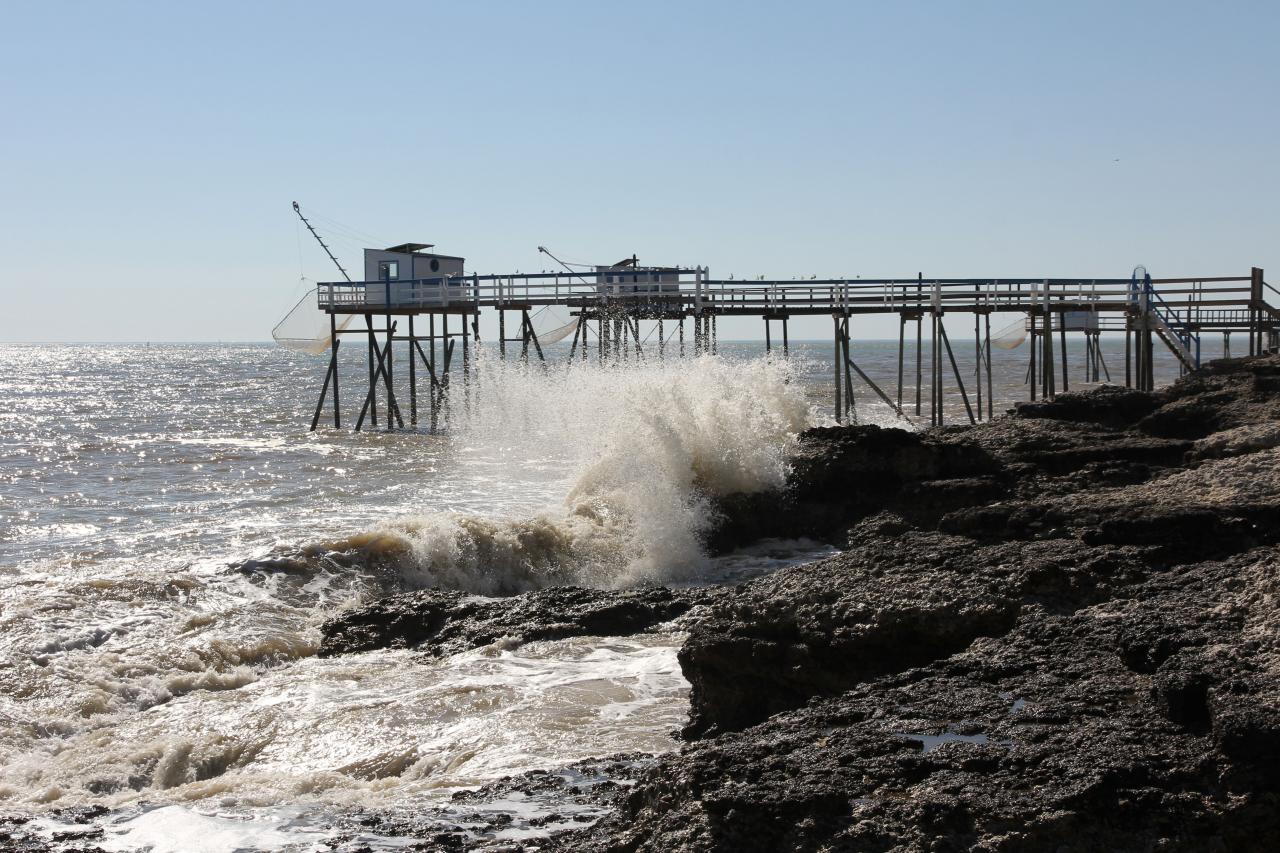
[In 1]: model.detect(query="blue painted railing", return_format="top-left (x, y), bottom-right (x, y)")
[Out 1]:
top-left (1131, 268), bottom-right (1200, 367)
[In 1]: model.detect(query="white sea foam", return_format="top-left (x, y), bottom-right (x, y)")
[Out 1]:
top-left (0, 344), bottom-right (823, 847)
top-left (325, 354), bottom-right (812, 593)
top-left (1, 635), bottom-right (688, 813)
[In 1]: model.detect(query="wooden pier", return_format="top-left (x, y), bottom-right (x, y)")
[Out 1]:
top-left (307, 265), bottom-right (1279, 431)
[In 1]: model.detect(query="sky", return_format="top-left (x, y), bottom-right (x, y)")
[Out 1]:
top-left (1, 1), bottom-right (1277, 342)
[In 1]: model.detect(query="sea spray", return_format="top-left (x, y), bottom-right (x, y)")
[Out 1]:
top-left (325, 354), bottom-right (813, 593)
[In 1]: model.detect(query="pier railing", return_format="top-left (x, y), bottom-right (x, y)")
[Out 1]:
top-left (317, 271), bottom-right (1264, 326)
top-left (304, 265), bottom-right (1274, 434)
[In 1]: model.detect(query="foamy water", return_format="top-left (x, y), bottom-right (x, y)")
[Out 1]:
top-left (0, 337), bottom-right (1205, 849)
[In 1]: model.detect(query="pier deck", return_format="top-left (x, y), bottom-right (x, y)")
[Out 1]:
top-left (306, 266), bottom-right (1278, 432)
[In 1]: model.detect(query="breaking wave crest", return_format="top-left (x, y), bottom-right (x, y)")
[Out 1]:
top-left (323, 354), bottom-right (812, 593)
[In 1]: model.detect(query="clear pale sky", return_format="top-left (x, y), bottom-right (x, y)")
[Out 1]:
top-left (2, 1), bottom-right (1276, 342)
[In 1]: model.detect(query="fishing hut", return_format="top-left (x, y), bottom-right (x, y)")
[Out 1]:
top-left (280, 205), bottom-right (1279, 432)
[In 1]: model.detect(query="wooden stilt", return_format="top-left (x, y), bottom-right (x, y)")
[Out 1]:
top-left (331, 312), bottom-right (341, 428)
top-left (310, 337), bottom-right (339, 432)
top-left (365, 313), bottom-right (378, 427)
top-left (1059, 298), bottom-right (1069, 393)
top-left (939, 318), bottom-right (976, 424)
top-left (568, 312), bottom-right (583, 361)
top-left (408, 315), bottom-right (417, 426)
top-left (896, 313), bottom-right (905, 412)
top-left (845, 335), bottom-right (906, 420)
top-left (1125, 319), bottom-right (1132, 388)
top-left (930, 309), bottom-right (939, 425)
top-left (984, 312), bottom-right (993, 420)
top-left (915, 275), bottom-right (923, 416)
top-left (356, 325), bottom-right (403, 431)
top-left (526, 312), bottom-right (546, 362)
top-left (974, 312), bottom-right (983, 420)
top-left (384, 311), bottom-right (395, 432)
top-left (1041, 287), bottom-right (1055, 399)
top-left (1029, 311), bottom-right (1038, 401)
top-left (833, 315), bottom-right (843, 423)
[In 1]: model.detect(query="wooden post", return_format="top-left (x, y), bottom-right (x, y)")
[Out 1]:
top-left (1041, 283), bottom-right (1055, 399)
top-left (939, 318), bottom-right (976, 424)
top-left (841, 318), bottom-right (856, 422)
top-left (833, 315), bottom-right (843, 423)
top-left (365, 313), bottom-right (378, 427)
top-left (461, 310), bottom-right (470, 413)
top-left (384, 309), bottom-right (394, 431)
top-left (429, 313), bottom-right (437, 425)
top-left (931, 308), bottom-right (939, 425)
top-left (442, 315), bottom-right (452, 415)
top-left (782, 316), bottom-right (789, 355)
top-left (631, 316), bottom-right (643, 360)
top-left (568, 312), bottom-right (583, 361)
top-left (896, 313), bottom-right (906, 412)
top-left (529, 313), bottom-right (546, 363)
top-left (1252, 267), bottom-right (1264, 356)
top-left (356, 325), bottom-right (404, 431)
top-left (974, 312), bottom-right (983, 420)
top-left (309, 337), bottom-right (339, 432)
top-left (984, 312), bottom-right (993, 420)
top-left (915, 273), bottom-right (923, 416)
top-left (412, 337), bottom-right (442, 433)
top-left (408, 315), bottom-right (417, 426)
top-left (1029, 309), bottom-right (1037, 401)
top-left (331, 312), bottom-right (340, 428)
top-left (1125, 319), bottom-right (1132, 388)
top-left (765, 317), bottom-right (772, 353)
top-left (1059, 297), bottom-right (1068, 393)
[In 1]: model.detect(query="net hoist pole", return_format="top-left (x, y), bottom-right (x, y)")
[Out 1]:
top-left (292, 201), bottom-right (352, 283)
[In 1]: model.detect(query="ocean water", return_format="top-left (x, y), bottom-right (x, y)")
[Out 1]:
top-left (0, 336), bottom-right (1206, 849)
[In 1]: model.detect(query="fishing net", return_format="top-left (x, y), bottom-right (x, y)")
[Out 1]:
top-left (529, 306), bottom-right (581, 345)
top-left (990, 316), bottom-right (1028, 350)
top-left (271, 288), bottom-right (353, 355)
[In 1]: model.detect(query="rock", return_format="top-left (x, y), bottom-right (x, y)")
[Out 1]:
top-left (706, 425), bottom-right (1004, 551)
top-left (546, 355), bottom-right (1280, 852)
top-left (554, 548), bottom-right (1280, 852)
top-left (314, 355), bottom-right (1280, 851)
top-left (319, 584), bottom-right (721, 658)
top-left (1011, 384), bottom-right (1160, 427)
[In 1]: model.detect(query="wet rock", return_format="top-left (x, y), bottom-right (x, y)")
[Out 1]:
top-left (555, 549), bottom-right (1280, 852)
top-left (550, 355), bottom-right (1280, 852)
top-left (319, 585), bottom-right (720, 657)
top-left (706, 425), bottom-right (1004, 550)
top-left (1011, 383), bottom-right (1160, 427)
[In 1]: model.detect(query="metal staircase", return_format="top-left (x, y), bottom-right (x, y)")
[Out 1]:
top-left (1132, 268), bottom-right (1198, 370)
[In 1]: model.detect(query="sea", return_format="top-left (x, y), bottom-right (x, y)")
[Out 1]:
top-left (0, 336), bottom-right (1206, 851)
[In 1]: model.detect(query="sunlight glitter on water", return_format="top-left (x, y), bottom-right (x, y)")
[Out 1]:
top-left (0, 339), bottom-right (1203, 848)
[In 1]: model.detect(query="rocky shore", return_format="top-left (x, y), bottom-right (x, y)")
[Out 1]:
top-left (321, 355), bottom-right (1280, 852)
